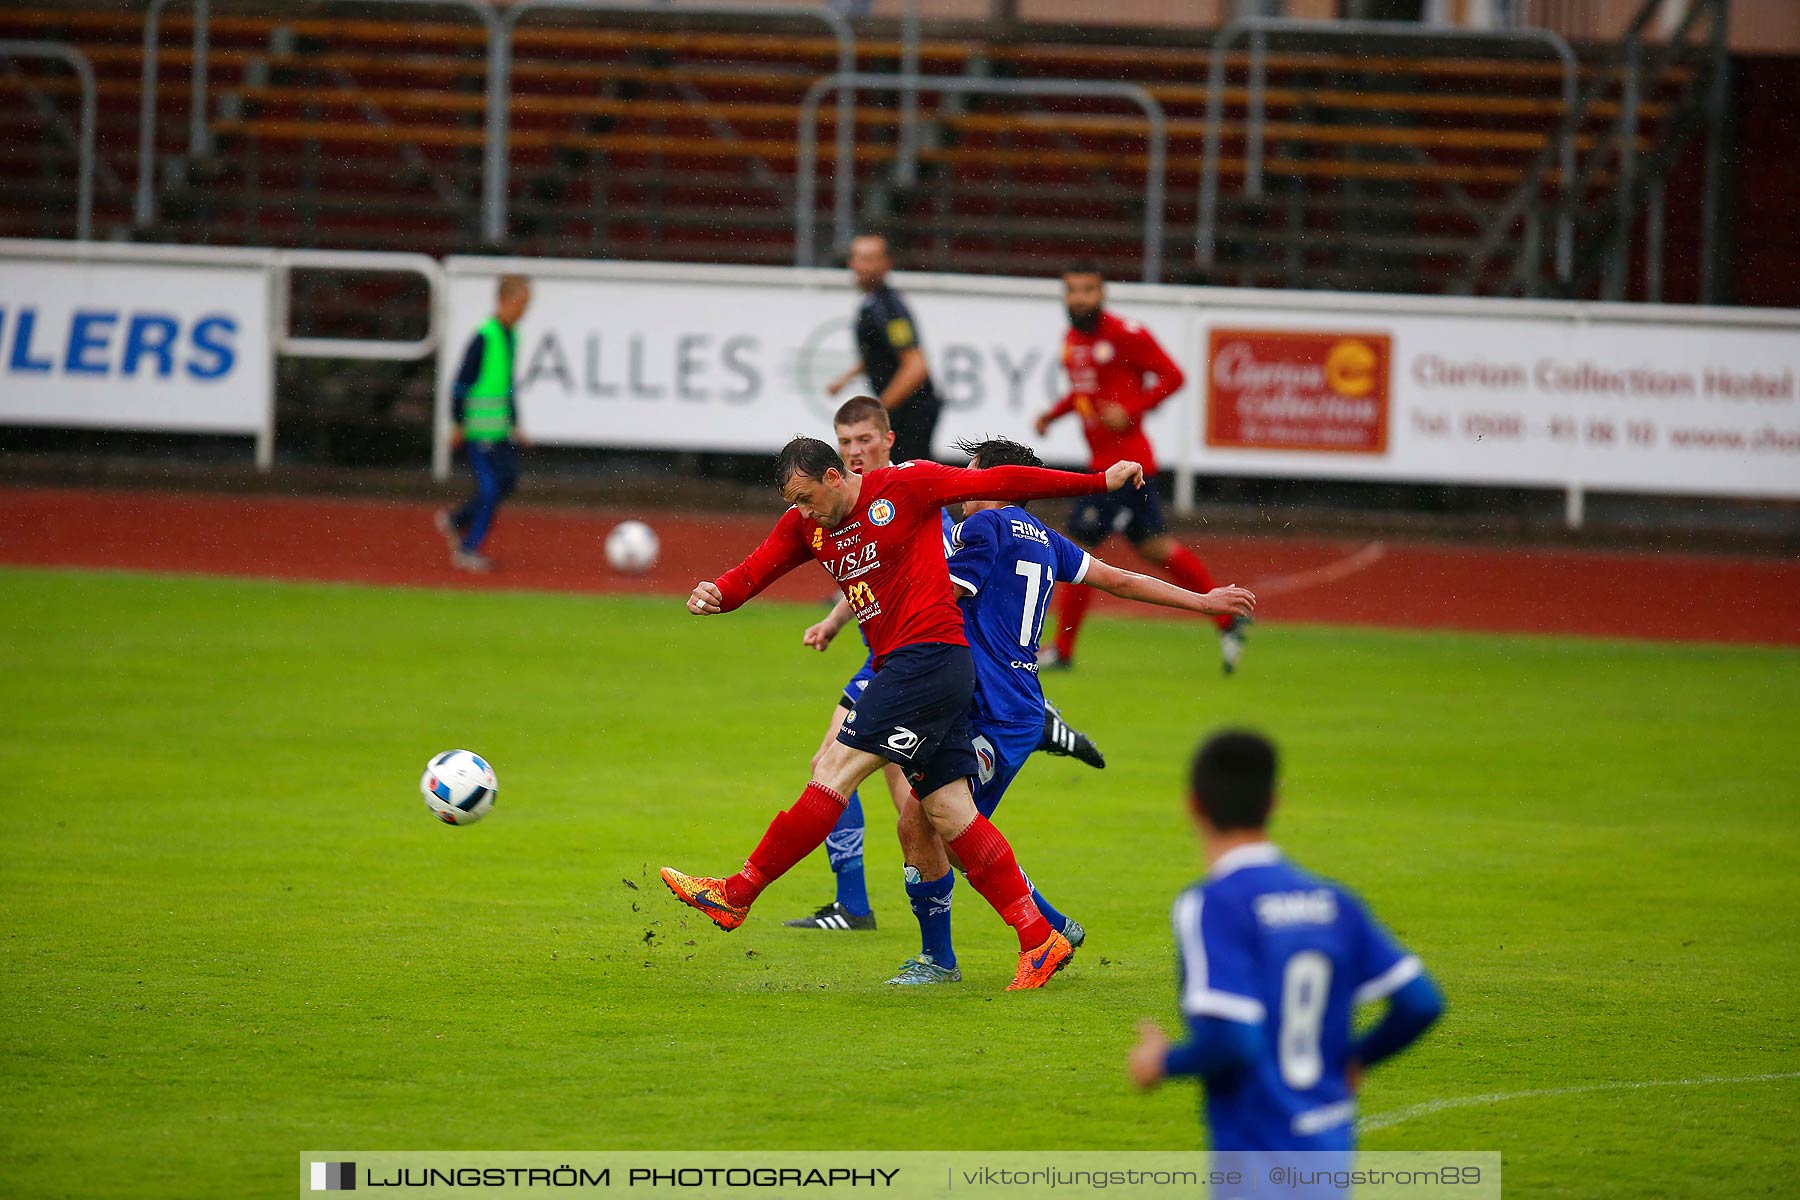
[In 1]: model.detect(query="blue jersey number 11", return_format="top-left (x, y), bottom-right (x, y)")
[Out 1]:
top-left (1015, 561), bottom-right (1055, 649)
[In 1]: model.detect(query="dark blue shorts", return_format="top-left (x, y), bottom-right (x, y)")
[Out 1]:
top-left (1068, 479), bottom-right (1166, 547)
top-left (837, 642), bottom-right (979, 799)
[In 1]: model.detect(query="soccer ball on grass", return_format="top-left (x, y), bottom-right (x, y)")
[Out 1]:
top-left (421, 749), bottom-right (497, 825)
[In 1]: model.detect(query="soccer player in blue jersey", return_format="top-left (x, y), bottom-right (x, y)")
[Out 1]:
top-left (783, 401), bottom-right (1107, 933)
top-left (1129, 730), bottom-right (1444, 1187)
top-left (885, 437), bottom-right (1256, 984)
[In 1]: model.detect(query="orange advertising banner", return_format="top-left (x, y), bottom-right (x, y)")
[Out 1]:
top-left (1206, 329), bottom-right (1393, 454)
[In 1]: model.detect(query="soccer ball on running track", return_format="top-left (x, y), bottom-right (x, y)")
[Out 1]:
top-left (605, 520), bottom-right (660, 574)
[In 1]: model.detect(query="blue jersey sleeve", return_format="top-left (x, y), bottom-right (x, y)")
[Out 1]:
top-left (1045, 528), bottom-right (1093, 586)
top-left (1343, 889), bottom-right (1424, 1006)
top-left (945, 510), bottom-right (1001, 598)
top-left (1353, 972), bottom-right (1444, 1069)
top-left (1163, 1015), bottom-right (1261, 1082)
top-left (1173, 888), bottom-right (1267, 1026)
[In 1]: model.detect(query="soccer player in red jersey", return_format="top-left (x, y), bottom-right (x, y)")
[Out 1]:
top-left (1035, 262), bottom-right (1249, 675)
top-left (783, 397), bottom-right (1107, 936)
top-left (662, 426), bottom-right (1146, 989)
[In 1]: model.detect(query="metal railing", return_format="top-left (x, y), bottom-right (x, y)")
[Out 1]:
top-left (0, 240), bottom-right (443, 469)
top-left (895, 0), bottom-right (921, 188)
top-left (1462, 0), bottom-right (1728, 303)
top-left (272, 249), bottom-right (444, 362)
top-left (486, 0), bottom-right (855, 248)
top-left (262, 247), bottom-right (447, 469)
top-left (1, 41), bottom-right (96, 241)
top-left (1592, 0), bottom-right (1726, 301)
top-left (135, 0), bottom-right (854, 255)
top-left (796, 73), bottom-right (1168, 283)
top-left (135, 0), bottom-right (500, 230)
top-left (1195, 17), bottom-right (1578, 285)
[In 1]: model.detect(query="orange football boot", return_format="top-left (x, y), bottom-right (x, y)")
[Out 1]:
top-left (660, 867), bottom-right (750, 931)
top-left (1006, 929), bottom-right (1074, 990)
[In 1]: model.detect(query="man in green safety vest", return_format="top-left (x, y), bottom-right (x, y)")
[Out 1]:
top-left (436, 275), bottom-right (531, 572)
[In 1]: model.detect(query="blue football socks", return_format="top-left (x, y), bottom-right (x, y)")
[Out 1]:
top-left (904, 868), bottom-right (957, 969)
top-left (825, 789), bottom-right (872, 917)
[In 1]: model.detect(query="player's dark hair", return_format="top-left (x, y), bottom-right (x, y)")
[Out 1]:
top-left (954, 436), bottom-right (1044, 507)
top-left (776, 436), bottom-right (846, 487)
top-left (834, 396), bottom-right (890, 434)
top-left (954, 436), bottom-right (1042, 471)
top-left (1063, 258), bottom-right (1104, 280)
top-left (1190, 730), bottom-right (1278, 831)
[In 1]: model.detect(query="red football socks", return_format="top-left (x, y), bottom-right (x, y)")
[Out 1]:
top-left (949, 814), bottom-right (1052, 950)
top-left (1053, 582), bottom-right (1095, 661)
top-left (1166, 545), bottom-right (1231, 631)
top-left (723, 782), bottom-right (847, 907)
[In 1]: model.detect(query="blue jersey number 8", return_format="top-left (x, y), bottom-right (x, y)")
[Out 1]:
top-left (1279, 951), bottom-right (1332, 1089)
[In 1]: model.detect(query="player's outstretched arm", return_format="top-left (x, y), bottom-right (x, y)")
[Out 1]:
top-left (701, 510), bottom-right (814, 616)
top-left (802, 598), bottom-right (856, 651)
top-left (911, 460), bottom-right (1135, 509)
top-left (1083, 557), bottom-right (1255, 620)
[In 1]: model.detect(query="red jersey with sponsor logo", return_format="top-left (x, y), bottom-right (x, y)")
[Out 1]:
top-left (715, 460), bottom-right (1107, 664)
top-left (1049, 310), bottom-right (1185, 474)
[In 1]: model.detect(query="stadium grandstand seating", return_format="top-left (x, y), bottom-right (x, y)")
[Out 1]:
top-left (0, 2), bottom-right (1711, 299)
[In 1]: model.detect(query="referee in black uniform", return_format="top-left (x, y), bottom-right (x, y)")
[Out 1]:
top-left (826, 233), bottom-right (941, 463)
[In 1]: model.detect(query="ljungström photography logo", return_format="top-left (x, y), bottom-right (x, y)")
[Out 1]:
top-left (310, 1162), bottom-right (355, 1191)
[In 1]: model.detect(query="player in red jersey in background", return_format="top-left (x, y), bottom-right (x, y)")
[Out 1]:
top-left (1035, 262), bottom-right (1249, 675)
top-left (663, 430), bottom-right (1147, 989)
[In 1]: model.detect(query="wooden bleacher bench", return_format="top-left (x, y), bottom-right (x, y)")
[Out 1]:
top-left (3, 4), bottom-right (1685, 99)
top-left (208, 115), bottom-right (1596, 189)
top-left (208, 118), bottom-right (899, 165)
top-left (946, 111), bottom-right (1649, 155)
top-left (232, 67), bottom-right (1667, 127)
top-left (0, 62), bottom-right (1650, 188)
top-left (70, 46), bottom-right (827, 93)
top-left (221, 85), bottom-right (897, 131)
top-left (1144, 81), bottom-right (1668, 121)
top-left (0, 67), bottom-right (1667, 138)
top-left (0, 8), bottom-right (975, 68)
top-left (993, 44), bottom-right (1694, 86)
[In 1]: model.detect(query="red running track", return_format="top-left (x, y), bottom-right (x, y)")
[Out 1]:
top-left (4, 486), bottom-right (1797, 646)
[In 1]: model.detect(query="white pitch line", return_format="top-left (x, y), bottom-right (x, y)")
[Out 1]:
top-left (1358, 1071), bottom-right (1800, 1134)
top-left (1250, 541), bottom-right (1387, 600)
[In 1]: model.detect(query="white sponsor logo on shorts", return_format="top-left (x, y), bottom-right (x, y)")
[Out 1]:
top-left (884, 726), bottom-right (922, 758)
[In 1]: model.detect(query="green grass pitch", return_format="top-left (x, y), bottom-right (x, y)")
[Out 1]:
top-left (2, 567), bottom-right (1796, 1198)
